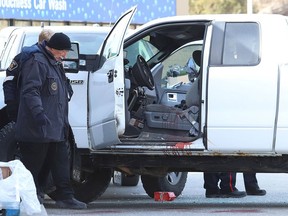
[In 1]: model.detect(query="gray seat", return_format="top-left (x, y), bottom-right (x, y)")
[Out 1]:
top-left (144, 50), bottom-right (202, 136)
top-left (185, 77), bottom-right (200, 107)
top-left (193, 50), bottom-right (201, 67)
top-left (186, 49), bottom-right (201, 107)
top-left (145, 103), bottom-right (199, 133)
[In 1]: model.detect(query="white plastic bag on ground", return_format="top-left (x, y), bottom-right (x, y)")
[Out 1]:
top-left (20, 204), bottom-right (47, 216)
top-left (0, 160), bottom-right (41, 215)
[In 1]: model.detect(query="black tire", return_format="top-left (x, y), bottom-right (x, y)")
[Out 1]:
top-left (72, 168), bottom-right (112, 203)
top-left (47, 168), bottom-right (112, 204)
top-left (0, 122), bottom-right (18, 162)
top-left (121, 174), bottom-right (140, 186)
top-left (141, 172), bottom-right (188, 198)
top-left (45, 139), bottom-right (112, 203)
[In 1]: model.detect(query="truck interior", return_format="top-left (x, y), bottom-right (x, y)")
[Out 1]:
top-left (120, 22), bottom-right (208, 144)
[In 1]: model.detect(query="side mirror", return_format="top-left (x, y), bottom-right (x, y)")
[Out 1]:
top-left (63, 42), bottom-right (79, 73)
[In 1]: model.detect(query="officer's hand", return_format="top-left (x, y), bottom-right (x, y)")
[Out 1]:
top-left (35, 112), bottom-right (51, 126)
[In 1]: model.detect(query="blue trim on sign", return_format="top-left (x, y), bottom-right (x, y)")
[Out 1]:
top-left (0, 0), bottom-right (176, 24)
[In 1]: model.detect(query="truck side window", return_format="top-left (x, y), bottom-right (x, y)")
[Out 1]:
top-left (161, 43), bottom-right (202, 88)
top-left (124, 36), bottom-right (158, 68)
top-left (223, 22), bottom-right (260, 66)
top-left (0, 34), bottom-right (18, 70)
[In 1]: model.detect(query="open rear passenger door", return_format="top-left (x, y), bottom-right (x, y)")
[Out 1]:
top-left (206, 21), bottom-right (276, 152)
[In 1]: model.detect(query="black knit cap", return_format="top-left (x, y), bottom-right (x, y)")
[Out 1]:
top-left (47, 32), bottom-right (73, 51)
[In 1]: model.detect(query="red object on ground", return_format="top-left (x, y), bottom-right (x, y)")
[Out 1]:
top-left (154, 192), bottom-right (176, 201)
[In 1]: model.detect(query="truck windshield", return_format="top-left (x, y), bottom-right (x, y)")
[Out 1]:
top-left (1, 31), bottom-right (108, 70)
top-left (23, 32), bottom-right (107, 55)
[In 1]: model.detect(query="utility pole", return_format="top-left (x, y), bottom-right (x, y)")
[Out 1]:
top-left (247, 0), bottom-right (253, 14)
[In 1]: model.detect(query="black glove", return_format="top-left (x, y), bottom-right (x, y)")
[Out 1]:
top-left (35, 112), bottom-right (51, 126)
top-left (6, 102), bottom-right (18, 122)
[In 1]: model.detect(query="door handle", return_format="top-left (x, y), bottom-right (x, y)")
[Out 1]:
top-left (107, 69), bottom-right (118, 83)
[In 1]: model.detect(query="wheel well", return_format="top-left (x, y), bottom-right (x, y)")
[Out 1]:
top-left (67, 126), bottom-right (92, 179)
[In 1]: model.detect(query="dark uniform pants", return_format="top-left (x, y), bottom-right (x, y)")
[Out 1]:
top-left (204, 172), bottom-right (237, 192)
top-left (204, 172), bottom-right (260, 193)
top-left (19, 141), bottom-right (74, 200)
top-left (243, 172), bottom-right (259, 190)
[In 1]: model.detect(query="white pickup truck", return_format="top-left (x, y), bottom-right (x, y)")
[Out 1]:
top-left (1, 6), bottom-right (288, 203)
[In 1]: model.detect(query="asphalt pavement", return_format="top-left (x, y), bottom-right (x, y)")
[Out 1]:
top-left (43, 172), bottom-right (288, 216)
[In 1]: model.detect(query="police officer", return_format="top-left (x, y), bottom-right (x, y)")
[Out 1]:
top-left (15, 32), bottom-right (86, 209)
top-left (3, 29), bottom-right (54, 122)
top-left (204, 172), bottom-right (266, 198)
top-left (3, 29), bottom-right (56, 200)
top-left (243, 172), bottom-right (266, 195)
top-left (204, 172), bottom-right (246, 198)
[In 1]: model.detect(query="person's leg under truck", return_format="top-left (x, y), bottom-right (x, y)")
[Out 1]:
top-left (243, 172), bottom-right (260, 190)
top-left (219, 172), bottom-right (236, 192)
top-left (203, 172), bottom-right (221, 191)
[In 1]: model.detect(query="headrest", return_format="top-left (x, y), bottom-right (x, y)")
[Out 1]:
top-left (193, 50), bottom-right (202, 67)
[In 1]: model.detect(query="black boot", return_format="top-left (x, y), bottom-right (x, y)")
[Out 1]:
top-left (55, 197), bottom-right (87, 209)
top-left (246, 187), bottom-right (266, 196)
top-left (220, 188), bottom-right (246, 198)
top-left (205, 189), bottom-right (223, 198)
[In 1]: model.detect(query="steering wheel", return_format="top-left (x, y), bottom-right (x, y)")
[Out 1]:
top-left (132, 55), bottom-right (155, 90)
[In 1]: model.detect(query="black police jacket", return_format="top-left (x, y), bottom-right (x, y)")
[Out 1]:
top-left (15, 42), bottom-right (70, 143)
top-left (3, 44), bottom-right (42, 121)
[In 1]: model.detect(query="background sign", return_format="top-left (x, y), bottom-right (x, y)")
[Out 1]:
top-left (0, 0), bottom-right (176, 24)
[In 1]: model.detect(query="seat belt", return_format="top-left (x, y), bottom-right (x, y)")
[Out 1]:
top-left (179, 106), bottom-right (199, 136)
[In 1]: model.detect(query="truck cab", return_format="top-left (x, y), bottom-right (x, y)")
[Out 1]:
top-left (94, 14), bottom-right (288, 153)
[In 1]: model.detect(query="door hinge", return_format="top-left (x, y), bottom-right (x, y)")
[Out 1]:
top-left (107, 69), bottom-right (117, 83)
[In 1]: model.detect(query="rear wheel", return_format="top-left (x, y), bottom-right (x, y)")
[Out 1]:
top-left (120, 174), bottom-right (139, 186)
top-left (113, 171), bottom-right (140, 186)
top-left (45, 139), bottom-right (112, 203)
top-left (141, 172), bottom-right (188, 198)
top-left (46, 166), bottom-right (112, 203)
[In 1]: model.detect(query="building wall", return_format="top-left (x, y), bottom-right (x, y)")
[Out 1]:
top-left (176, 0), bottom-right (189, 15)
top-left (177, 0), bottom-right (288, 15)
